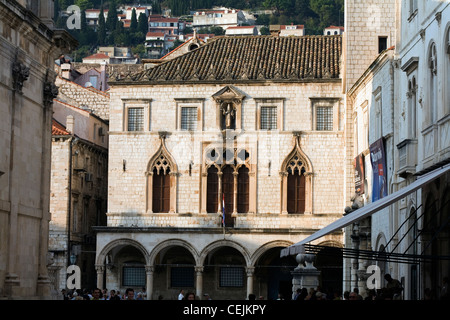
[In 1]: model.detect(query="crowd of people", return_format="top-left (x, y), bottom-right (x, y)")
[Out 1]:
top-left (60, 274), bottom-right (448, 301)
top-left (62, 287), bottom-right (147, 300)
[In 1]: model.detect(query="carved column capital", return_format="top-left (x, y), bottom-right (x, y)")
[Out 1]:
top-left (195, 266), bottom-right (204, 273)
top-left (12, 61), bottom-right (30, 93)
top-left (95, 264), bottom-right (105, 273)
top-left (43, 81), bottom-right (59, 107)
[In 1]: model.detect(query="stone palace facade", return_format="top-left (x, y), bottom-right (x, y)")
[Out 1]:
top-left (94, 35), bottom-right (350, 300)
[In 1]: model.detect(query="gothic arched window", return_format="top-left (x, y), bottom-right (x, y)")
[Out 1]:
top-left (237, 166), bottom-right (249, 214)
top-left (146, 136), bottom-right (178, 213)
top-left (202, 146), bottom-right (255, 225)
top-left (152, 166), bottom-right (170, 213)
top-left (287, 159), bottom-right (306, 214)
top-left (280, 134), bottom-right (313, 214)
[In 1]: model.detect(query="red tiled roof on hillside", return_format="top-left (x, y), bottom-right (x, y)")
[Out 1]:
top-left (280, 25), bottom-right (304, 29)
top-left (83, 53), bottom-right (110, 60)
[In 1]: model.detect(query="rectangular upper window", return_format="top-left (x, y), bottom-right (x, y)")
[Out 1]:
top-left (127, 107), bottom-right (144, 131)
top-left (181, 107), bottom-right (197, 131)
top-left (316, 106), bottom-right (333, 131)
top-left (260, 106), bottom-right (277, 130)
top-left (378, 36), bottom-right (388, 54)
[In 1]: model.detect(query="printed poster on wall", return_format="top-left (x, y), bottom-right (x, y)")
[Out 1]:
top-left (370, 138), bottom-right (387, 202)
top-left (354, 153), bottom-right (365, 195)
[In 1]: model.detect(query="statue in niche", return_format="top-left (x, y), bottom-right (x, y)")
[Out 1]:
top-left (221, 102), bottom-right (235, 129)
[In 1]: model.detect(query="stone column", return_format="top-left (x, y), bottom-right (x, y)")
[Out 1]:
top-left (217, 172), bottom-right (223, 214)
top-left (246, 267), bottom-right (255, 298)
top-left (146, 266), bottom-right (154, 300)
top-left (95, 265), bottom-right (105, 290)
top-left (37, 87), bottom-right (55, 299)
top-left (280, 172), bottom-right (288, 214)
top-left (195, 266), bottom-right (204, 299)
top-left (200, 172), bottom-right (208, 214)
top-left (291, 254), bottom-right (321, 299)
top-left (232, 171), bottom-right (238, 216)
top-left (169, 172), bottom-right (178, 213)
top-left (146, 171), bottom-right (153, 213)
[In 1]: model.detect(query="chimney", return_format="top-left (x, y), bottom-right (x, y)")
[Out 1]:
top-left (61, 63), bottom-right (72, 80)
top-left (66, 115), bottom-right (74, 134)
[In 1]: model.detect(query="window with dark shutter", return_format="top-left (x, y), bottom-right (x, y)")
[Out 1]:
top-left (287, 167), bottom-right (306, 214)
top-left (237, 166), bottom-right (249, 213)
top-left (207, 166), bottom-right (219, 213)
top-left (152, 167), bottom-right (170, 213)
top-left (222, 166), bottom-right (234, 225)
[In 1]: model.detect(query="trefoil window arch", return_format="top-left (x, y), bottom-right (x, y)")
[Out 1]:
top-left (146, 134), bottom-right (178, 213)
top-left (280, 133), bottom-right (313, 214)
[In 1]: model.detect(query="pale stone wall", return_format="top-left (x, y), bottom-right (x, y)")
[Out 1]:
top-left (0, 0), bottom-right (74, 299)
top-left (344, 0), bottom-right (397, 91)
top-left (107, 81), bottom-right (345, 228)
top-left (49, 139), bottom-right (71, 250)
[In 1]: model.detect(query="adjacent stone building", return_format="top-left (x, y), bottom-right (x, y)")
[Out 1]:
top-left (94, 34), bottom-right (348, 300)
top-left (0, 0), bottom-right (76, 299)
top-left (305, 0), bottom-right (450, 300)
top-left (49, 99), bottom-right (108, 296)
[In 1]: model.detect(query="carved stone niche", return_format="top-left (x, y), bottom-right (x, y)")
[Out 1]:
top-left (212, 86), bottom-right (246, 131)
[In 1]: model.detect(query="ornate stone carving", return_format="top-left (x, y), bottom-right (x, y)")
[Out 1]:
top-left (43, 82), bottom-right (59, 106)
top-left (221, 102), bottom-right (236, 129)
top-left (12, 61), bottom-right (30, 93)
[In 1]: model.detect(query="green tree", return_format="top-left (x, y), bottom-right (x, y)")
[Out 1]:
top-left (256, 14), bottom-right (270, 26)
top-left (132, 43), bottom-right (146, 57)
top-left (75, 0), bottom-right (93, 11)
top-left (259, 26), bottom-right (270, 35)
top-left (152, 0), bottom-right (162, 14)
top-left (130, 8), bottom-right (138, 32)
top-left (106, 0), bottom-right (118, 32)
top-left (137, 12), bottom-right (148, 35)
top-left (97, 6), bottom-right (106, 45)
top-left (309, 0), bottom-right (344, 30)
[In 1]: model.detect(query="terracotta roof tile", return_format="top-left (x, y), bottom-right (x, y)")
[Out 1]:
top-left (84, 53), bottom-right (110, 60)
top-left (111, 35), bottom-right (342, 83)
top-left (52, 119), bottom-right (70, 135)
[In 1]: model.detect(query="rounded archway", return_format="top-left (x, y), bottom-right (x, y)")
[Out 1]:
top-left (149, 239), bottom-right (198, 300)
top-left (200, 241), bottom-right (250, 300)
top-left (252, 241), bottom-right (297, 300)
top-left (97, 239), bottom-right (150, 294)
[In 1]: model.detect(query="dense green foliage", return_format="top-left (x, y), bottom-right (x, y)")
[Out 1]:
top-left (54, 0), bottom-right (343, 61)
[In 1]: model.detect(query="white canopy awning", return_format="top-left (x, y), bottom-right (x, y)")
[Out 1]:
top-left (280, 163), bottom-right (450, 257)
